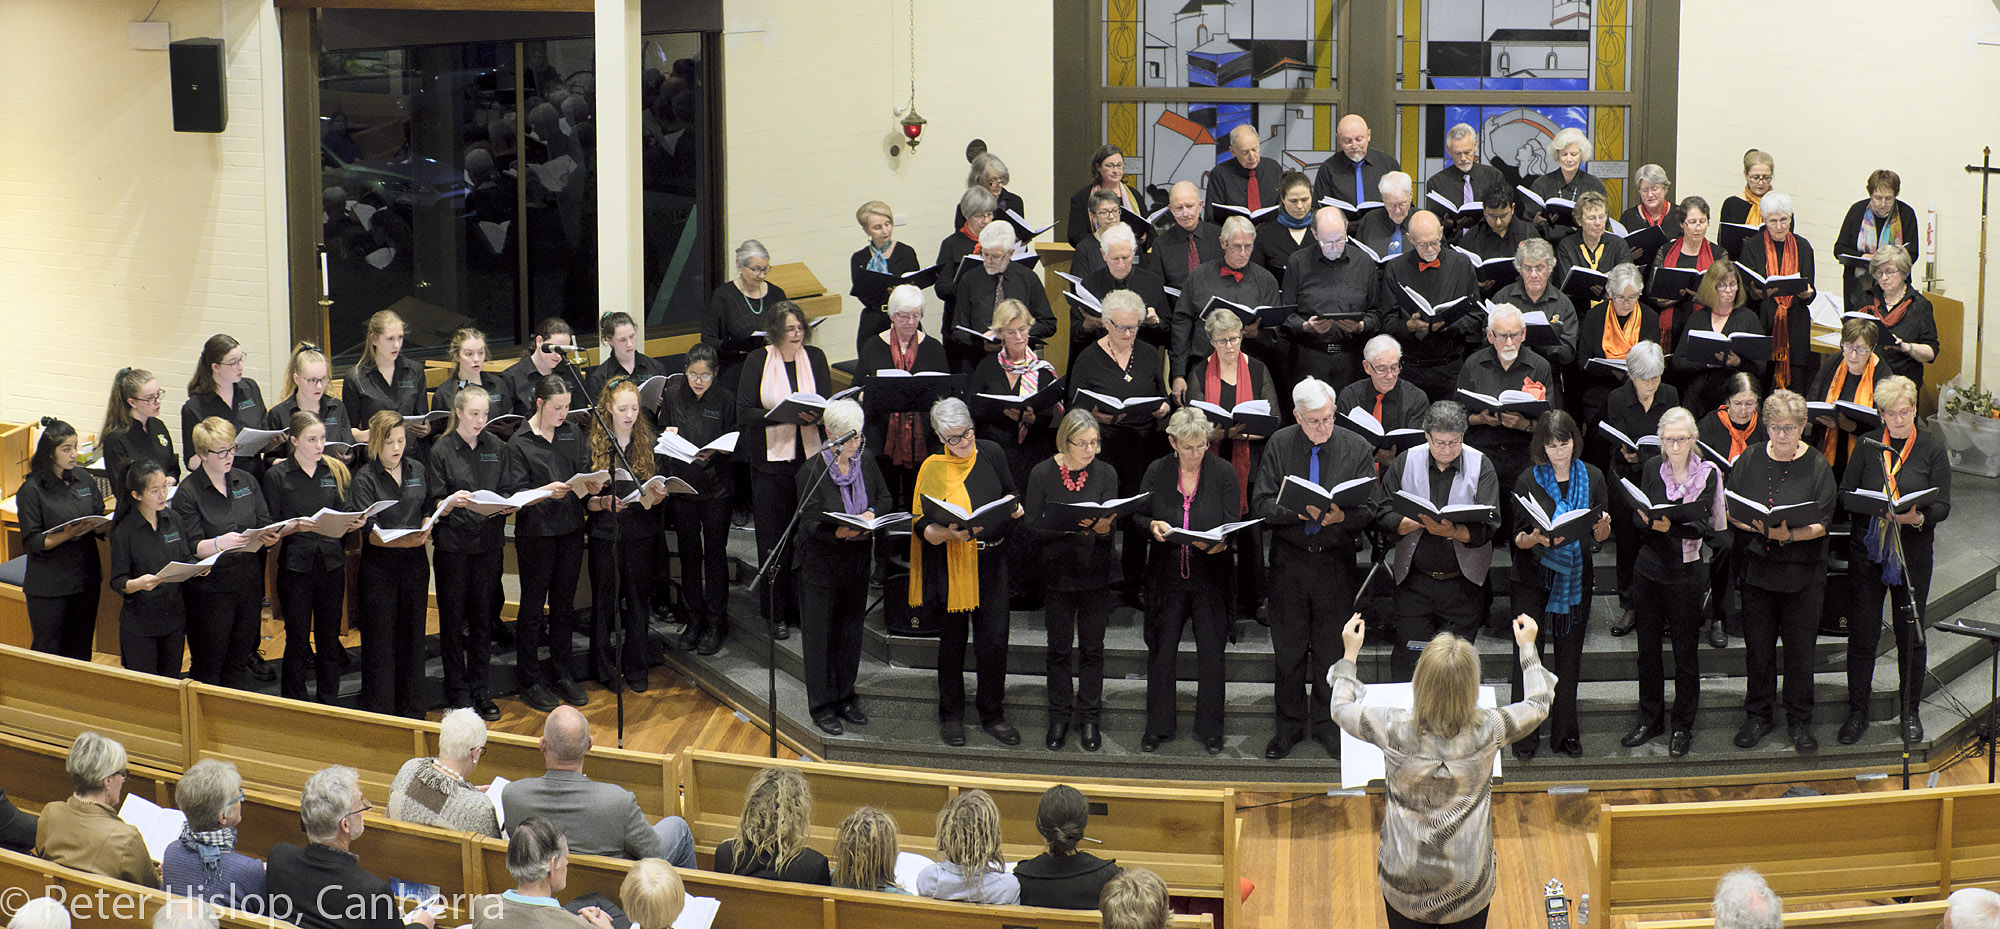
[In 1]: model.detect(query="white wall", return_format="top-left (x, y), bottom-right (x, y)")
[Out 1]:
top-left (718, 0), bottom-right (1055, 361)
top-left (1677, 0), bottom-right (2000, 391)
top-left (0, 0), bottom-right (288, 441)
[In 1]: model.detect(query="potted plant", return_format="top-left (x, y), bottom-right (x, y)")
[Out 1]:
top-left (1935, 382), bottom-right (2000, 477)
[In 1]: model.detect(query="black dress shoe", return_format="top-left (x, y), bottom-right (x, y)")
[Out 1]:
top-left (1668, 730), bottom-right (1692, 758)
top-left (815, 715), bottom-right (844, 736)
top-left (838, 703), bottom-right (868, 725)
top-left (982, 720), bottom-right (1021, 746)
top-left (247, 653), bottom-right (276, 682)
top-left (696, 630), bottom-right (723, 656)
top-left (1264, 737), bottom-right (1298, 761)
top-left (1203, 736), bottom-right (1224, 755)
top-left (1079, 721), bottom-right (1101, 752)
top-left (524, 684), bottom-right (560, 712)
top-left (1557, 737), bottom-right (1583, 759)
top-left (1707, 619), bottom-right (1729, 648)
top-left (677, 625), bottom-right (701, 651)
top-left (553, 678), bottom-right (589, 707)
top-left (1791, 725), bottom-right (1818, 752)
top-left (1734, 718), bottom-right (1774, 748)
top-left (1902, 714), bottom-right (1925, 743)
top-left (599, 673), bottom-right (625, 695)
top-left (1837, 712), bottom-right (1869, 745)
top-left (940, 721), bottom-right (966, 746)
top-left (1141, 734), bottom-right (1161, 753)
top-left (1621, 722), bottom-right (1664, 748)
top-left (1046, 722), bottom-right (1069, 751)
top-left (473, 698), bottom-right (503, 721)
top-left (1610, 609), bottom-right (1637, 637)
top-left (772, 621), bottom-right (791, 641)
top-left (1315, 731), bottom-right (1342, 759)
top-left (626, 673), bottom-right (649, 693)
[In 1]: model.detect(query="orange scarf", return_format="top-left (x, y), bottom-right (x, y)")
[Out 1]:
top-left (1601, 306), bottom-right (1642, 359)
top-left (1719, 408), bottom-right (1759, 460)
top-left (1820, 356), bottom-right (1877, 464)
top-left (1204, 350), bottom-right (1254, 513)
top-left (1763, 233), bottom-right (1800, 386)
top-left (1742, 188), bottom-right (1764, 226)
top-left (909, 449), bottom-right (981, 611)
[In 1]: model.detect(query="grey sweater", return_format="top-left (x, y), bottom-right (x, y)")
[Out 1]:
top-left (387, 758), bottom-right (501, 837)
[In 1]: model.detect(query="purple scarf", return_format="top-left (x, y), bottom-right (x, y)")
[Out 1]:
top-left (1660, 456), bottom-right (1722, 562)
top-left (823, 448), bottom-right (867, 515)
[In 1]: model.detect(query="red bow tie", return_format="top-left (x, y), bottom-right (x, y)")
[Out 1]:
top-left (1417, 258), bottom-right (1441, 271)
top-left (1219, 265), bottom-right (1244, 283)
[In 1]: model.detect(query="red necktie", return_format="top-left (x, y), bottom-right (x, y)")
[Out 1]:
top-left (1373, 392), bottom-right (1386, 423)
top-left (1187, 235), bottom-right (1201, 272)
top-left (1219, 265), bottom-right (1243, 283)
top-left (1417, 258), bottom-right (1440, 271)
top-left (1246, 171), bottom-right (1261, 211)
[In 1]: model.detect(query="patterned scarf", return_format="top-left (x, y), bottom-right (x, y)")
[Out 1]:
top-left (884, 331), bottom-right (924, 467)
top-left (1857, 208), bottom-right (1904, 257)
top-left (1532, 460), bottom-right (1589, 628)
top-left (179, 824), bottom-right (239, 876)
top-left (1861, 430), bottom-right (1917, 586)
top-left (1819, 355), bottom-right (1877, 464)
top-left (1660, 456), bottom-right (1721, 562)
top-left (998, 348), bottom-right (1045, 444)
top-left (1203, 349), bottom-right (1254, 513)
top-left (909, 449), bottom-right (981, 611)
top-left (1764, 232), bottom-right (1800, 386)
top-left (865, 243), bottom-right (890, 274)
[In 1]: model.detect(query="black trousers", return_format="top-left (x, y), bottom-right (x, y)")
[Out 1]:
top-left (589, 530), bottom-right (658, 681)
top-left (120, 625), bottom-right (184, 677)
top-left (1045, 587), bottom-right (1110, 724)
top-left (1390, 572), bottom-right (1485, 683)
top-left (1385, 898), bottom-right (1489, 929)
top-left (277, 564), bottom-right (345, 702)
top-left (1742, 575), bottom-right (1823, 727)
top-left (1509, 553), bottom-right (1593, 747)
top-left (1267, 541), bottom-right (1356, 743)
top-left (1145, 581), bottom-right (1227, 741)
top-left (1609, 482), bottom-right (1643, 611)
top-left (1847, 532), bottom-right (1934, 716)
top-left (27, 589), bottom-right (98, 660)
top-left (184, 564), bottom-right (262, 687)
top-left (1404, 360), bottom-right (1460, 404)
top-left (937, 549), bottom-right (1010, 726)
top-left (1708, 534), bottom-right (1746, 624)
top-left (1228, 523), bottom-right (1265, 617)
top-left (516, 532), bottom-right (584, 688)
top-left (359, 546), bottom-right (429, 716)
top-left (434, 548), bottom-right (501, 705)
top-left (670, 495), bottom-right (733, 631)
top-left (1633, 572), bottom-right (1705, 732)
top-left (1288, 346), bottom-right (1359, 396)
top-left (751, 463), bottom-right (804, 627)
top-left (799, 541), bottom-right (871, 719)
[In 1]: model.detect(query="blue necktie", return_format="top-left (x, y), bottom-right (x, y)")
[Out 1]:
top-left (1305, 444), bottom-right (1323, 536)
top-left (1353, 159), bottom-right (1367, 204)
top-left (1388, 228), bottom-right (1404, 257)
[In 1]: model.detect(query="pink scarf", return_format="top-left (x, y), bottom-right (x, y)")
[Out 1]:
top-left (1659, 456), bottom-right (1723, 562)
top-left (999, 348), bottom-right (1045, 444)
top-left (761, 347), bottom-right (821, 462)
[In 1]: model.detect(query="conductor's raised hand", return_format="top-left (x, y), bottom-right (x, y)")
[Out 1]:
top-left (1341, 612), bottom-right (1367, 660)
top-left (1512, 614), bottom-right (1540, 647)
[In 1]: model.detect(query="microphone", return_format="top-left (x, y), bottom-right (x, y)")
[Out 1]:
top-left (540, 343), bottom-right (589, 355)
top-left (827, 428), bottom-right (861, 447)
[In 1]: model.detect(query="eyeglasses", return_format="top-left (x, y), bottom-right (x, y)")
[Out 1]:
top-left (942, 428), bottom-right (976, 447)
top-left (1367, 361), bottom-right (1402, 373)
top-left (1767, 423), bottom-right (1802, 435)
top-left (220, 355), bottom-right (247, 368)
top-left (1842, 344), bottom-right (1873, 355)
top-left (1428, 436), bottom-right (1463, 449)
top-left (1067, 437), bottom-right (1102, 450)
top-left (687, 371), bottom-right (716, 383)
top-left (1881, 406), bottom-right (1918, 420)
top-left (1222, 242), bottom-right (1256, 252)
top-left (299, 376), bottom-right (329, 388)
top-left (137, 391), bottom-right (166, 404)
top-left (1660, 436), bottom-right (1696, 446)
top-left (1746, 173), bottom-right (1773, 182)
top-left (1107, 322), bottom-right (1139, 335)
top-left (1212, 336), bottom-right (1242, 346)
top-left (1610, 293), bottom-right (1641, 304)
top-left (1297, 413), bottom-right (1337, 429)
top-left (1489, 329), bottom-right (1526, 343)
top-left (203, 448), bottom-right (233, 459)
top-left (345, 800), bottom-right (375, 821)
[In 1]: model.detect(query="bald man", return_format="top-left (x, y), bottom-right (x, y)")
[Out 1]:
top-left (1145, 180), bottom-right (1223, 291)
top-left (1312, 114), bottom-right (1402, 212)
top-left (1206, 125), bottom-right (1286, 221)
top-left (1381, 211), bottom-right (1482, 401)
top-left (500, 706), bottom-right (696, 868)
top-left (1280, 207), bottom-right (1382, 388)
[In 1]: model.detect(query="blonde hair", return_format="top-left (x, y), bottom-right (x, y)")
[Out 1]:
top-left (833, 806), bottom-right (900, 892)
top-left (1743, 149), bottom-right (1775, 174)
top-left (1762, 389), bottom-right (1808, 428)
top-left (189, 417), bottom-right (238, 459)
top-left (364, 409), bottom-right (406, 462)
top-left (1054, 408), bottom-right (1100, 456)
top-left (1411, 633), bottom-right (1479, 739)
top-left (280, 342), bottom-right (330, 402)
top-left (445, 380), bottom-right (490, 438)
top-left (1874, 375), bottom-right (1917, 412)
top-left (102, 367), bottom-right (156, 437)
top-left (1165, 405), bottom-right (1211, 446)
top-left (588, 380), bottom-right (658, 481)
top-left (990, 298), bottom-right (1033, 333)
top-left (1099, 867), bottom-right (1170, 929)
top-left (855, 200), bottom-right (893, 229)
top-left (729, 767), bottom-right (812, 873)
top-left (352, 309), bottom-right (405, 380)
top-left (1203, 306), bottom-right (1245, 340)
top-left (620, 860), bottom-right (686, 929)
top-left (285, 410), bottom-right (351, 495)
top-left (935, 789), bottom-right (1005, 875)
top-left (447, 327), bottom-right (487, 381)
top-left (1573, 191), bottom-right (1608, 219)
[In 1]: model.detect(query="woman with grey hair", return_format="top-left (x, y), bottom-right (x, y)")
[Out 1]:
top-left (164, 759), bottom-right (267, 907)
top-left (1711, 868), bottom-right (1783, 929)
top-left (958, 151), bottom-right (1024, 228)
top-left (1137, 407), bottom-right (1241, 755)
top-left (1067, 290), bottom-right (1172, 604)
top-left (795, 398), bottom-right (892, 735)
top-left (1554, 192), bottom-right (1632, 308)
top-left (1626, 405), bottom-right (1726, 757)
top-left (1577, 263), bottom-right (1659, 439)
top-left (1619, 163), bottom-right (1682, 268)
top-left (911, 396), bottom-right (1024, 747)
top-left (705, 239), bottom-right (789, 380)
top-left (1491, 237), bottom-right (1580, 371)
top-left (936, 186), bottom-right (1002, 360)
top-left (35, 731), bottom-right (156, 887)
top-left (1733, 190), bottom-right (1819, 392)
top-left (1075, 223), bottom-right (1171, 364)
top-left (1526, 126), bottom-right (1606, 242)
top-left (470, 817), bottom-right (615, 929)
top-left (1187, 307), bottom-right (1278, 636)
top-left (854, 284), bottom-right (947, 524)
top-left (387, 707), bottom-right (500, 837)
top-left (1068, 187), bottom-right (1125, 279)
top-left (1598, 339), bottom-right (1678, 637)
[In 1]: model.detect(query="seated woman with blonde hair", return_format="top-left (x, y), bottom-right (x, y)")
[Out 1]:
top-left (916, 789), bottom-right (1018, 904)
top-left (714, 767), bottom-right (830, 885)
top-left (620, 859), bottom-right (687, 929)
top-left (833, 806), bottom-right (908, 894)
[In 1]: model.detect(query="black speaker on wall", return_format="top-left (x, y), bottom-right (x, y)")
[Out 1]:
top-left (169, 38), bottom-right (227, 133)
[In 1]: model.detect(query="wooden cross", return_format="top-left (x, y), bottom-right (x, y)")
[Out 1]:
top-left (1967, 147), bottom-right (1997, 385)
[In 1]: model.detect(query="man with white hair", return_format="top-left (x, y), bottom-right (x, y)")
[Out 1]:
top-left (1207, 124), bottom-right (1284, 218)
top-left (1251, 376), bottom-right (1377, 760)
top-left (151, 898), bottom-right (220, 929)
top-left (501, 706), bottom-right (696, 869)
top-left (1281, 207), bottom-right (1382, 389)
top-left (1313, 114), bottom-right (1401, 211)
top-left (1355, 171), bottom-right (1416, 259)
top-left (945, 220), bottom-right (1055, 374)
top-left (1382, 211), bottom-right (1482, 402)
top-left (1710, 868), bottom-right (1782, 929)
top-left (1423, 123), bottom-right (1506, 235)
top-left (1942, 887), bottom-right (2000, 929)
top-left (1456, 301), bottom-right (1559, 508)
top-left (1146, 180), bottom-right (1222, 291)
top-left (1338, 335), bottom-right (1429, 468)
top-left (267, 766), bottom-right (435, 929)
top-left (1172, 214), bottom-right (1280, 401)
top-left (5, 897), bottom-right (70, 929)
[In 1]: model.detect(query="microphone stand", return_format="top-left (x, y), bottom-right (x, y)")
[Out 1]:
top-left (748, 430), bottom-right (845, 760)
top-left (551, 346), bottom-right (637, 749)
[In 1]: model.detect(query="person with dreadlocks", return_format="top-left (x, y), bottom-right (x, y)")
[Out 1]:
top-left (832, 807), bottom-right (907, 894)
top-left (917, 789), bottom-right (1018, 904)
top-left (713, 767), bottom-right (829, 885)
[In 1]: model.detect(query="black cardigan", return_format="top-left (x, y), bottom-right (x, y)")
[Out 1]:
top-left (794, 452), bottom-right (893, 576)
top-left (1137, 453), bottom-right (1238, 592)
top-left (1839, 427), bottom-right (1951, 561)
top-left (734, 345), bottom-right (833, 470)
top-left (1020, 457), bottom-right (1121, 592)
top-left (1725, 442), bottom-right (1837, 593)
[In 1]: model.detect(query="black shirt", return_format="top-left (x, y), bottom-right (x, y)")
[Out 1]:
top-left (102, 418), bottom-right (181, 499)
top-left (855, 333), bottom-right (952, 463)
top-left (108, 508), bottom-right (193, 635)
top-left (1734, 231), bottom-right (1819, 366)
top-left (1171, 260), bottom-right (1281, 378)
top-left (1336, 378), bottom-right (1429, 433)
top-left (1138, 453), bottom-right (1239, 591)
top-left (351, 459), bottom-right (438, 536)
top-left (1253, 424), bottom-right (1377, 550)
top-left (1633, 459), bottom-right (1724, 586)
top-left (342, 358), bottom-right (429, 439)
top-left (1075, 265), bottom-right (1173, 354)
top-left (1509, 463), bottom-right (1609, 556)
top-left (1457, 217), bottom-right (1536, 263)
top-left (169, 468), bottom-right (273, 583)
top-left (583, 353), bottom-right (672, 415)
top-left (733, 345), bottom-right (833, 469)
top-left (1251, 221), bottom-right (1313, 280)
top-left (1145, 221), bottom-right (1224, 291)
top-left (1725, 442), bottom-right (1837, 592)
top-left (17, 468), bottom-right (105, 597)
top-left (948, 263), bottom-right (1058, 351)
top-left (430, 372), bottom-right (514, 419)
top-left (705, 282), bottom-right (791, 363)
top-left (1375, 448), bottom-right (1499, 574)
top-left (266, 842), bottom-right (403, 929)
top-left (261, 459), bottom-right (354, 574)
top-left (1281, 245), bottom-right (1383, 353)
top-left (1354, 209), bottom-right (1410, 259)
top-left (1015, 851), bottom-right (1122, 911)
top-left (848, 240), bottom-right (922, 316)
top-left (1312, 150), bottom-right (1402, 210)
top-left (1840, 428), bottom-right (1951, 559)
top-left (1020, 457), bottom-right (1121, 592)
top-left (1067, 341), bottom-right (1168, 446)
top-left (1526, 169), bottom-right (1608, 241)
top-left (500, 356), bottom-right (588, 419)
top-left (1602, 382), bottom-right (1681, 480)
top-left (712, 839), bottom-right (832, 886)
top-left (584, 440), bottom-right (667, 540)
top-left (795, 452), bottom-right (893, 573)
top-left (501, 423), bottom-right (589, 538)
top-left (1381, 250), bottom-right (1482, 369)
top-left (1456, 347), bottom-right (1559, 458)
top-left (658, 384), bottom-right (739, 498)
top-left (430, 431), bottom-right (509, 554)
top-left (265, 395), bottom-right (352, 459)
top-left (180, 379), bottom-right (269, 476)
top-left (1205, 157), bottom-right (1285, 217)
top-left (1490, 281), bottom-right (1580, 367)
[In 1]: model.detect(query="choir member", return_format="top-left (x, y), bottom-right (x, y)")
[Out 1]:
top-left (1172, 216), bottom-right (1278, 401)
top-left (795, 399), bottom-right (890, 735)
top-left (1189, 308), bottom-right (1278, 631)
top-left (857, 285), bottom-right (947, 509)
top-left (659, 343), bottom-right (737, 657)
top-left (1075, 224), bottom-right (1171, 362)
top-left (1021, 409), bottom-right (1120, 752)
top-left (1855, 248), bottom-right (1938, 389)
top-left (1525, 127), bottom-right (1607, 244)
top-left (1380, 211), bottom-right (1481, 402)
top-left (1250, 171), bottom-right (1317, 280)
top-left (1839, 375), bottom-right (1949, 745)
top-left (706, 240), bottom-right (789, 381)
top-left (736, 302), bottom-right (831, 643)
top-left (1600, 341), bottom-right (1678, 636)
top-left (1459, 302), bottom-right (1559, 549)
top-left (1068, 292), bottom-right (1172, 605)
top-left (959, 152), bottom-right (1025, 229)
top-left (263, 411), bottom-right (364, 703)
top-left (172, 418), bottom-right (286, 687)
top-left (268, 342), bottom-right (352, 470)
top-left (108, 461), bottom-right (193, 676)
top-left (911, 398), bottom-right (1023, 747)
top-left (1646, 196), bottom-right (1721, 355)
top-left (1374, 401), bottom-right (1500, 683)
top-left (1311, 114), bottom-right (1401, 213)
top-left (849, 200), bottom-right (921, 345)
top-left (1725, 390), bottom-right (1836, 752)
top-left (1736, 191), bottom-right (1819, 391)
top-left (1808, 318), bottom-right (1890, 477)
top-left (17, 418), bottom-right (107, 659)
top-left (1553, 192), bottom-right (1631, 312)
top-left (1625, 407), bottom-right (1726, 758)
top-left (1423, 124), bottom-right (1506, 234)
top-left (1138, 407), bottom-right (1239, 755)
top-left (968, 299), bottom-right (1058, 510)
top-left (1065, 144), bottom-right (1145, 249)
top-left (430, 328), bottom-right (513, 424)
top-left (1506, 411), bottom-right (1612, 759)
top-left (180, 334), bottom-right (268, 479)
top-left (1457, 190), bottom-right (1535, 294)
top-left (1250, 377), bottom-right (1375, 760)
top-left (1068, 188), bottom-right (1122, 280)
top-left (1672, 259), bottom-right (1767, 415)
top-left (1697, 373), bottom-right (1763, 649)
top-left (1619, 164), bottom-right (1683, 270)
top-left (353, 411), bottom-right (447, 718)
top-left (1338, 336), bottom-right (1429, 469)
top-left (431, 386), bottom-right (512, 720)
top-left (583, 311), bottom-right (670, 413)
top-left (1144, 181), bottom-right (1222, 292)
top-left (583, 379), bottom-right (669, 692)
top-left (344, 310), bottom-right (432, 455)
top-left (1834, 170), bottom-right (1922, 309)
top-left (100, 367), bottom-right (181, 508)
top-left (1354, 172), bottom-right (1414, 259)
top-left (1492, 238), bottom-right (1580, 373)
top-left (1207, 125), bottom-right (1284, 220)
top-left (1579, 264), bottom-right (1660, 434)
top-left (502, 375), bottom-right (596, 711)
top-left (1281, 207), bottom-right (1381, 390)
top-left (1719, 149), bottom-right (1777, 234)
top-left (500, 317), bottom-right (587, 419)
top-left (936, 187), bottom-right (999, 338)
top-left (947, 222), bottom-right (1056, 374)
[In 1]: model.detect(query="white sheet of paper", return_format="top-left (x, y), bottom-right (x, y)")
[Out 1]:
top-left (1337, 681), bottom-right (1501, 789)
top-left (486, 776), bottom-right (508, 826)
top-left (892, 851), bottom-right (935, 894)
top-left (119, 792), bottom-right (187, 863)
top-left (667, 894), bottom-right (720, 929)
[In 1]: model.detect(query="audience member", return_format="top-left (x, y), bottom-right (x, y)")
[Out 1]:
top-left (501, 707), bottom-right (695, 868)
top-left (1015, 785), bottom-right (1120, 910)
top-left (1942, 887), bottom-right (2000, 929)
top-left (470, 817), bottom-right (614, 929)
top-left (917, 789), bottom-right (1019, 904)
top-left (1711, 867), bottom-right (1783, 929)
top-left (619, 859), bottom-right (688, 929)
top-left (163, 759), bottom-right (266, 909)
top-left (713, 767), bottom-right (831, 885)
top-left (833, 806), bottom-right (906, 894)
top-left (35, 731), bottom-right (157, 887)
top-left (0, 786), bottom-right (35, 853)
top-left (151, 899), bottom-right (219, 929)
top-left (267, 766), bottom-right (435, 929)
top-left (5, 898), bottom-right (69, 929)
top-left (1098, 867), bottom-right (1170, 929)
top-left (389, 707), bottom-right (501, 837)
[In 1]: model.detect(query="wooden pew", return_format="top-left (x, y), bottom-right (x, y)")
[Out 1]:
top-left (226, 786), bottom-right (477, 921)
top-left (0, 645), bottom-right (186, 773)
top-left (417, 726), bottom-right (676, 822)
top-left (0, 848), bottom-right (301, 929)
top-left (1634, 899), bottom-right (1950, 929)
top-left (1946, 786), bottom-right (2000, 888)
top-left (471, 837), bottom-right (1214, 929)
top-left (677, 750), bottom-right (1237, 907)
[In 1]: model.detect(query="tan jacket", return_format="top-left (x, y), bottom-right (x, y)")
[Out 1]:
top-left (35, 795), bottom-right (160, 888)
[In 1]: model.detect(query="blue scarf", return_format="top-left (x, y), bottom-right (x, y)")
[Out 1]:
top-left (865, 244), bottom-right (890, 274)
top-left (1532, 460), bottom-right (1589, 626)
top-left (1276, 208), bottom-right (1314, 230)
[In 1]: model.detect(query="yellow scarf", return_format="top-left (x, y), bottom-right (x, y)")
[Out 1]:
top-left (1742, 188), bottom-right (1764, 226)
top-left (909, 449), bottom-right (981, 611)
top-left (1820, 356), bottom-right (1877, 464)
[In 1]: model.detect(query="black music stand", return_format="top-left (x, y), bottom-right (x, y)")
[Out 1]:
top-left (1934, 617), bottom-right (2000, 784)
